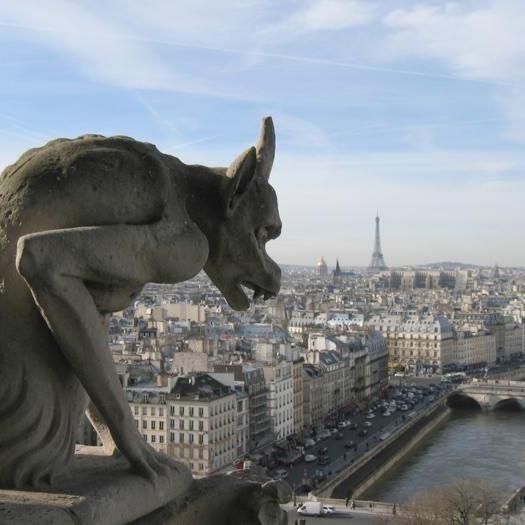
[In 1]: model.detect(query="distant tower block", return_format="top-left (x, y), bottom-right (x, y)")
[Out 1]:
top-left (317, 256), bottom-right (328, 277)
top-left (368, 214), bottom-right (388, 271)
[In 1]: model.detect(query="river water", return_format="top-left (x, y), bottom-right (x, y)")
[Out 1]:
top-left (364, 408), bottom-right (525, 504)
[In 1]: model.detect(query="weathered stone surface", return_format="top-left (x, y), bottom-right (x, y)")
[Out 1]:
top-left (131, 473), bottom-right (290, 525)
top-left (0, 458), bottom-right (290, 525)
top-left (0, 453), bottom-right (187, 524)
top-left (0, 118), bottom-right (283, 523)
top-left (0, 491), bottom-right (83, 525)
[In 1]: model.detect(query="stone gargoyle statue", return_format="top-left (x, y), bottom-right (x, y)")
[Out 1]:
top-left (0, 117), bottom-right (286, 524)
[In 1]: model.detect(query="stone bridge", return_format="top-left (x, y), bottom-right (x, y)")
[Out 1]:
top-left (447, 380), bottom-right (525, 410)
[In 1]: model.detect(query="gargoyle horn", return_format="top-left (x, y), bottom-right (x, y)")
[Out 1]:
top-left (255, 116), bottom-right (275, 181)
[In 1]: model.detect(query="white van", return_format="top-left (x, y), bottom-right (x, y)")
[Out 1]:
top-left (297, 501), bottom-right (323, 516)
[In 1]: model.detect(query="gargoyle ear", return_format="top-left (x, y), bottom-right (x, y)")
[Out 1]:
top-left (225, 146), bottom-right (257, 215)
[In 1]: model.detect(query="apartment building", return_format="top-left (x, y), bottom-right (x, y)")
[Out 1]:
top-left (454, 330), bottom-right (497, 368)
top-left (167, 374), bottom-right (237, 477)
top-left (127, 389), bottom-right (168, 453)
top-left (213, 364), bottom-right (272, 451)
top-left (302, 364), bottom-right (324, 428)
top-left (262, 360), bottom-right (294, 440)
top-left (292, 357), bottom-right (304, 434)
top-left (374, 314), bottom-right (455, 373)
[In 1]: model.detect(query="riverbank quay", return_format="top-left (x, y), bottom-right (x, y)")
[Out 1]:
top-left (501, 483), bottom-right (525, 514)
top-left (314, 395), bottom-right (450, 499)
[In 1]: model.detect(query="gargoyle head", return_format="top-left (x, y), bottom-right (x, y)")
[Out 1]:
top-left (204, 117), bottom-right (282, 311)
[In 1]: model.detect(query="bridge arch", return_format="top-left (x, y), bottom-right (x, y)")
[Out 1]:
top-left (493, 398), bottom-right (525, 411)
top-left (447, 392), bottom-right (482, 410)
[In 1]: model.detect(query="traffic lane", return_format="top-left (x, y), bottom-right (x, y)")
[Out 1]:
top-left (287, 394), bottom-right (444, 485)
top-left (392, 376), bottom-right (442, 387)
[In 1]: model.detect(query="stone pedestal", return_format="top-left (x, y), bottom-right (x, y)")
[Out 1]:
top-left (0, 451), bottom-right (186, 525)
top-left (0, 451), bottom-right (289, 525)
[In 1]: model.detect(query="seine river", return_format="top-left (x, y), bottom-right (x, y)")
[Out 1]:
top-left (364, 409), bottom-right (525, 504)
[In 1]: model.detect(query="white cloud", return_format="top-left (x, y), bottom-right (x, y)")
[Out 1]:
top-left (381, 1), bottom-right (525, 82)
top-left (0, 1), bottom-right (246, 97)
top-left (283, 0), bottom-right (376, 33)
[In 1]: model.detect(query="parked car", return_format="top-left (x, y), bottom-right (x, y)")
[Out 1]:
top-left (358, 429), bottom-right (369, 437)
top-left (344, 440), bottom-right (356, 449)
top-left (304, 454), bottom-right (317, 463)
top-left (365, 413), bottom-right (375, 419)
top-left (304, 438), bottom-right (316, 448)
top-left (363, 421), bottom-right (372, 427)
top-left (318, 430), bottom-right (331, 440)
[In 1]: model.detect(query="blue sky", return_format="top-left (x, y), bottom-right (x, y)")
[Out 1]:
top-left (1, 0), bottom-right (525, 267)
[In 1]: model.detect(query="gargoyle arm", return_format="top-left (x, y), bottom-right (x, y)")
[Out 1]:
top-left (15, 220), bottom-right (206, 484)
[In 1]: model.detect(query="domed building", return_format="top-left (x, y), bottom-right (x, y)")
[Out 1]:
top-left (317, 256), bottom-right (328, 277)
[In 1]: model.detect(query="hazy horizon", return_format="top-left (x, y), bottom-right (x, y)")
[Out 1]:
top-left (1, 1), bottom-right (525, 266)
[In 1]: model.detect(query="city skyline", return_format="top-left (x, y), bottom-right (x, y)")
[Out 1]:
top-left (2, 1), bottom-right (525, 266)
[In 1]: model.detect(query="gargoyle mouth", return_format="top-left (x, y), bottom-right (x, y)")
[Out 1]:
top-left (241, 281), bottom-right (277, 302)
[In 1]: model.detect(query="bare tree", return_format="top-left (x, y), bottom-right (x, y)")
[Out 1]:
top-left (393, 479), bottom-right (501, 525)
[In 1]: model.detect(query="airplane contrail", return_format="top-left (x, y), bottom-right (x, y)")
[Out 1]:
top-left (0, 21), bottom-right (511, 87)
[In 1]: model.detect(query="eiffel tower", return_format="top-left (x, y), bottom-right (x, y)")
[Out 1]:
top-left (368, 214), bottom-right (388, 271)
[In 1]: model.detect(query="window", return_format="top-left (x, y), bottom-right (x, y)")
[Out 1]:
top-left (151, 421), bottom-right (156, 430)
top-left (199, 434), bottom-right (204, 444)
top-left (151, 407), bottom-right (156, 416)
top-left (180, 433), bottom-right (185, 443)
top-left (170, 419), bottom-right (175, 429)
top-left (189, 420), bottom-right (194, 431)
top-left (159, 408), bottom-right (164, 416)
top-left (170, 406), bottom-right (175, 416)
top-left (180, 420), bottom-right (185, 430)
top-left (134, 406), bottom-right (139, 415)
top-left (170, 432), bottom-right (175, 442)
top-left (189, 407), bottom-right (194, 417)
top-left (189, 434), bottom-right (194, 444)
top-left (179, 407), bottom-right (184, 416)
top-left (199, 463), bottom-right (204, 471)
top-left (159, 435), bottom-right (164, 444)
top-left (142, 407), bottom-right (147, 416)
top-left (151, 435), bottom-right (156, 443)
top-left (198, 421), bottom-right (203, 431)
top-left (199, 407), bottom-right (204, 417)
top-left (199, 448), bottom-right (203, 459)
top-left (142, 420), bottom-right (147, 430)
top-left (159, 421), bottom-right (164, 430)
